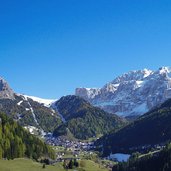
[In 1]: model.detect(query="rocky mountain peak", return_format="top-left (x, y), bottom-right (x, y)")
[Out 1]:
top-left (75, 87), bottom-right (101, 101)
top-left (0, 77), bottom-right (14, 99)
top-left (155, 66), bottom-right (171, 77)
top-left (111, 69), bottom-right (153, 84)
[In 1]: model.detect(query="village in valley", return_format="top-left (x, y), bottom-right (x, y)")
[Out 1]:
top-left (45, 135), bottom-right (96, 160)
top-left (44, 135), bottom-right (116, 170)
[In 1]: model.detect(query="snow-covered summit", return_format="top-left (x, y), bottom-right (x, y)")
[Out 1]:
top-left (75, 67), bottom-right (171, 117)
top-left (111, 69), bottom-right (153, 84)
top-left (155, 66), bottom-right (171, 76)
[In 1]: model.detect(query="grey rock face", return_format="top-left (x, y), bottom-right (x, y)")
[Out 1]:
top-left (75, 67), bottom-right (171, 117)
top-left (0, 77), bottom-right (14, 99)
top-left (75, 88), bottom-right (101, 101)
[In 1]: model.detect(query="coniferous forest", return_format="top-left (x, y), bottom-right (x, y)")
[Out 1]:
top-left (0, 112), bottom-right (55, 160)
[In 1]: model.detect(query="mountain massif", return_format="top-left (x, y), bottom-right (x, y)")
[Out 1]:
top-left (0, 77), bottom-right (126, 140)
top-left (76, 67), bottom-right (171, 117)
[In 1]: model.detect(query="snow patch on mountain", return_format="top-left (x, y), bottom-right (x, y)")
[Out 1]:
top-left (21, 94), bottom-right (56, 107)
top-left (24, 126), bottom-right (38, 135)
top-left (25, 108), bottom-right (30, 111)
top-left (23, 96), bottom-right (39, 125)
top-left (17, 100), bottom-right (23, 106)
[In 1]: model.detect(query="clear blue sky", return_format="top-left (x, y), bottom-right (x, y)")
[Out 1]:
top-left (0, 0), bottom-right (171, 99)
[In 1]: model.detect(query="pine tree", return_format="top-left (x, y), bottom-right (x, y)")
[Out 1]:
top-left (68, 159), bottom-right (74, 169)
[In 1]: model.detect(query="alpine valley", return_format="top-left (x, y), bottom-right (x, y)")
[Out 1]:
top-left (1, 67), bottom-right (171, 171)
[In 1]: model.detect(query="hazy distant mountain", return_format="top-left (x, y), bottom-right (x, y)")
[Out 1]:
top-left (76, 67), bottom-right (171, 117)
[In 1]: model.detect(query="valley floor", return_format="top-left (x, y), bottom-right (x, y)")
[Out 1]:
top-left (0, 158), bottom-right (109, 171)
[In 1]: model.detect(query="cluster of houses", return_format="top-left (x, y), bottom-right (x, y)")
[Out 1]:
top-left (46, 136), bottom-right (95, 150)
top-left (45, 135), bottom-right (96, 161)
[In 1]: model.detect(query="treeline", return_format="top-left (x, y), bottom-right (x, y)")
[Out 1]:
top-left (0, 112), bottom-right (55, 160)
top-left (112, 143), bottom-right (171, 171)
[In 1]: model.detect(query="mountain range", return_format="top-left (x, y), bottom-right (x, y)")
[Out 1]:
top-left (1, 66), bottom-right (171, 141)
top-left (0, 77), bottom-right (125, 140)
top-left (76, 67), bottom-right (171, 117)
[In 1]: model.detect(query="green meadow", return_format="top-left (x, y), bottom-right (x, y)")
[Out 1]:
top-left (0, 158), bottom-right (108, 171)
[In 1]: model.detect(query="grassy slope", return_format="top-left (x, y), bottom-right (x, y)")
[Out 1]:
top-left (0, 158), bottom-right (62, 171)
top-left (80, 160), bottom-right (108, 171)
top-left (0, 158), bottom-right (108, 171)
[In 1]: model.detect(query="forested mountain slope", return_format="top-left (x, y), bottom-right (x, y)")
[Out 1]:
top-left (96, 98), bottom-right (171, 156)
top-left (0, 112), bottom-right (55, 160)
top-left (53, 95), bottom-right (126, 140)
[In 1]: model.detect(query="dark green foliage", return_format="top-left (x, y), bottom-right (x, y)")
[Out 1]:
top-left (53, 95), bottom-right (126, 140)
top-left (55, 95), bottom-right (91, 121)
top-left (42, 164), bottom-right (46, 169)
top-left (0, 96), bottom-right (35, 126)
top-left (28, 99), bottom-right (62, 132)
top-left (53, 124), bottom-right (74, 139)
top-left (63, 159), bottom-right (79, 170)
top-left (68, 159), bottom-right (74, 169)
top-left (112, 143), bottom-right (171, 171)
top-left (96, 98), bottom-right (171, 156)
top-left (0, 112), bottom-right (55, 160)
top-left (74, 158), bottom-right (79, 167)
top-left (41, 158), bottom-right (50, 165)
